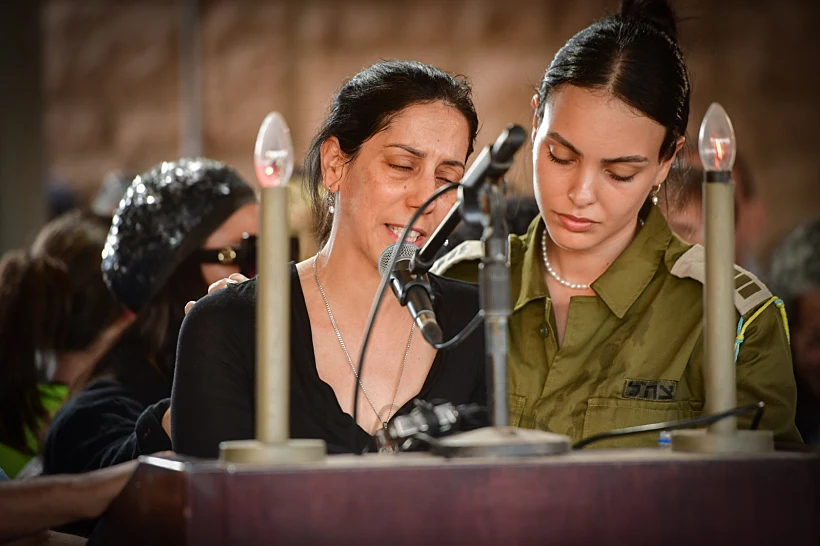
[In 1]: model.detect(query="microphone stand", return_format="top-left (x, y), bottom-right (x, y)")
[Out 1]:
top-left (410, 125), bottom-right (571, 458)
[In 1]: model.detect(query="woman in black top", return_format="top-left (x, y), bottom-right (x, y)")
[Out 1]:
top-left (171, 60), bottom-right (486, 457)
top-left (43, 159), bottom-right (259, 477)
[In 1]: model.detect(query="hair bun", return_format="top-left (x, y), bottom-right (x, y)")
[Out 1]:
top-left (620, 0), bottom-right (679, 42)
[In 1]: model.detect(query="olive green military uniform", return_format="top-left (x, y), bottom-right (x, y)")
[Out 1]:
top-left (432, 206), bottom-right (801, 448)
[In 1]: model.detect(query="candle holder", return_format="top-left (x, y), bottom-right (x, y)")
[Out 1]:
top-left (670, 103), bottom-right (772, 453)
top-left (220, 112), bottom-right (326, 464)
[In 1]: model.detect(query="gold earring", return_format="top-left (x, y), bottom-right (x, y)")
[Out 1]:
top-left (651, 185), bottom-right (661, 206)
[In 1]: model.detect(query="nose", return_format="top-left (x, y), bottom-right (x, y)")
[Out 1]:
top-left (406, 170), bottom-right (439, 215)
top-left (567, 166), bottom-right (597, 209)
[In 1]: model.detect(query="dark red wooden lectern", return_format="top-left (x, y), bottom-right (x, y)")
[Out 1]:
top-left (89, 450), bottom-right (820, 546)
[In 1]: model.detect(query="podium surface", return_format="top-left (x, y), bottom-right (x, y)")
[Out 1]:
top-left (90, 449), bottom-right (820, 546)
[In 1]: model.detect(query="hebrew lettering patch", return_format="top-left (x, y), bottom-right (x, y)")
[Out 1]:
top-left (622, 379), bottom-right (677, 401)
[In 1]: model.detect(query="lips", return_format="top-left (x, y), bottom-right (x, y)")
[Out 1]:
top-left (386, 224), bottom-right (426, 246)
top-left (556, 213), bottom-right (597, 233)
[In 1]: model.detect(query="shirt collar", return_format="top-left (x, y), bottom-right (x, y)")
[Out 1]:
top-left (591, 205), bottom-right (672, 318)
top-left (511, 215), bottom-right (549, 313)
top-left (511, 206), bottom-right (672, 318)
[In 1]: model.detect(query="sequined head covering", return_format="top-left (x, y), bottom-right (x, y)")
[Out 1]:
top-left (102, 158), bottom-right (256, 313)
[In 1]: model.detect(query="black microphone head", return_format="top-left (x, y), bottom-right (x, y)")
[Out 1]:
top-left (492, 124), bottom-right (527, 164)
top-left (422, 321), bottom-right (443, 345)
top-left (378, 243), bottom-right (417, 276)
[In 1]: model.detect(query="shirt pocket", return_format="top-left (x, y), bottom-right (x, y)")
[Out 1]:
top-left (582, 397), bottom-right (703, 449)
top-left (508, 394), bottom-right (527, 428)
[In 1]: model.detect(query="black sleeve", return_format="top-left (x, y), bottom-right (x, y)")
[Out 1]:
top-left (42, 384), bottom-right (170, 474)
top-left (429, 273), bottom-right (487, 407)
top-left (171, 279), bottom-right (256, 459)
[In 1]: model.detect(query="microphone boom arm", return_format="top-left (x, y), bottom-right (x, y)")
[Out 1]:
top-left (409, 124), bottom-right (527, 275)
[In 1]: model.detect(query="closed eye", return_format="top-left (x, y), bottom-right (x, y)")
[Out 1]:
top-left (608, 171), bottom-right (635, 182)
top-left (547, 152), bottom-right (572, 165)
top-left (389, 164), bottom-right (413, 171)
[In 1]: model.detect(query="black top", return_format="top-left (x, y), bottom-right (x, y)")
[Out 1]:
top-left (171, 264), bottom-right (486, 457)
top-left (42, 344), bottom-right (172, 475)
top-left (42, 344), bottom-right (173, 537)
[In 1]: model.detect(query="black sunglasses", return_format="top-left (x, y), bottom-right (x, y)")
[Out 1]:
top-left (196, 233), bottom-right (301, 279)
top-left (197, 233), bottom-right (258, 278)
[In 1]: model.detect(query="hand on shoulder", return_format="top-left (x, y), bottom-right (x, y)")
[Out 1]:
top-left (185, 273), bottom-right (250, 314)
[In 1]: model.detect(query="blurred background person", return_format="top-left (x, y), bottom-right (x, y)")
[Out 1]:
top-left (42, 159), bottom-right (258, 483)
top-left (0, 211), bottom-right (132, 479)
top-left (660, 153), bottom-right (768, 273)
top-left (769, 219), bottom-right (820, 444)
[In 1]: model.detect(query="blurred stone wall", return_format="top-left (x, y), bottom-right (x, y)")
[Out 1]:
top-left (43, 0), bottom-right (820, 258)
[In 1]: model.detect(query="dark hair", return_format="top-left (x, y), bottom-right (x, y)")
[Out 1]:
top-left (0, 211), bottom-right (123, 455)
top-left (304, 60), bottom-right (479, 245)
top-left (118, 252), bottom-right (209, 379)
top-left (535, 0), bottom-right (690, 162)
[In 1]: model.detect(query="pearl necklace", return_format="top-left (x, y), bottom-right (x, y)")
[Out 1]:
top-left (541, 230), bottom-right (590, 290)
top-left (540, 219), bottom-right (645, 291)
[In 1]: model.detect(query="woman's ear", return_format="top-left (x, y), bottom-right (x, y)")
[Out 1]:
top-left (320, 137), bottom-right (346, 193)
top-left (656, 136), bottom-right (687, 185)
top-left (531, 94), bottom-right (541, 142)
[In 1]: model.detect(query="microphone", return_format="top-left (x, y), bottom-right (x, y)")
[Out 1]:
top-left (409, 124), bottom-right (527, 274)
top-left (379, 243), bottom-right (443, 346)
top-left (374, 399), bottom-right (488, 453)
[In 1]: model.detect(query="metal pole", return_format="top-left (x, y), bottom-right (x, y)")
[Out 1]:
top-left (480, 184), bottom-right (510, 427)
top-left (179, 0), bottom-right (203, 157)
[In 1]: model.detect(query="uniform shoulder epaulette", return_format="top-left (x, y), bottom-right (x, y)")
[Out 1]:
top-left (669, 244), bottom-right (772, 316)
top-left (430, 240), bottom-right (484, 276)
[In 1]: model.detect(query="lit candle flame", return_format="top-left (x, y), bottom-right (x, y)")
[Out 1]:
top-left (698, 103), bottom-right (736, 172)
top-left (254, 112), bottom-right (294, 188)
top-left (711, 137), bottom-right (724, 170)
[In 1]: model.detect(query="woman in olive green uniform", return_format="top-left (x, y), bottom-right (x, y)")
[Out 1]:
top-left (432, 0), bottom-right (801, 447)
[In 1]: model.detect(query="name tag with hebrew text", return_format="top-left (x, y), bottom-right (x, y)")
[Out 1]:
top-left (622, 379), bottom-right (677, 401)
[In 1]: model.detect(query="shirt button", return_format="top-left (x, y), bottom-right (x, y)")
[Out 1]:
top-left (539, 323), bottom-right (549, 338)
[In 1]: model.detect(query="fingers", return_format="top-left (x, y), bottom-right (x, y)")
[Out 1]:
top-left (186, 274), bottom-right (250, 314)
top-left (228, 272), bottom-right (249, 283)
top-left (161, 407), bottom-right (172, 439)
top-left (207, 274), bottom-right (245, 294)
top-left (208, 278), bottom-right (232, 294)
top-left (206, 274), bottom-right (248, 294)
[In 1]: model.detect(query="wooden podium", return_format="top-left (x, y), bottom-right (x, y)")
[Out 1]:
top-left (89, 449), bottom-right (820, 546)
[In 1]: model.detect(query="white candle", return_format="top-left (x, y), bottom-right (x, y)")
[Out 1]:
top-left (252, 112), bottom-right (294, 444)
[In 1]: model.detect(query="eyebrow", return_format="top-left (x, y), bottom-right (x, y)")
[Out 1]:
top-left (547, 132), bottom-right (649, 165)
top-left (386, 144), bottom-right (465, 170)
